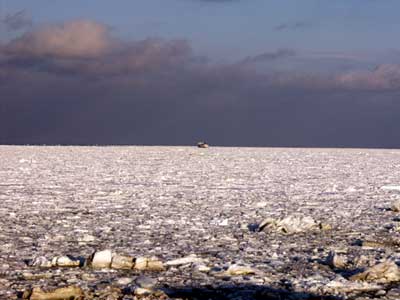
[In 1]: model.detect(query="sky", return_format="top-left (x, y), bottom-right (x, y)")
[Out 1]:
top-left (1, 0), bottom-right (400, 147)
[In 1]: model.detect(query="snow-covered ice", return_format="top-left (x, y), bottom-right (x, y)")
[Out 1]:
top-left (1, 146), bottom-right (400, 299)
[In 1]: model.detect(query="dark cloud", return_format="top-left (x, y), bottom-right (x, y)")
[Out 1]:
top-left (2, 10), bottom-right (33, 31)
top-left (242, 49), bottom-right (296, 64)
top-left (1, 20), bottom-right (400, 148)
top-left (194, 0), bottom-right (239, 2)
top-left (274, 21), bottom-right (311, 31)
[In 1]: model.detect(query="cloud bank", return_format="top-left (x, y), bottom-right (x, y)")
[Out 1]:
top-left (5, 20), bottom-right (112, 58)
top-left (338, 64), bottom-right (400, 90)
top-left (1, 20), bottom-right (400, 147)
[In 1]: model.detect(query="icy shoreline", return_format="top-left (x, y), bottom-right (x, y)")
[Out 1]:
top-left (1, 146), bottom-right (400, 299)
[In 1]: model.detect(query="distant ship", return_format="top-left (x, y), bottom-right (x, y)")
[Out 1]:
top-left (197, 141), bottom-right (209, 148)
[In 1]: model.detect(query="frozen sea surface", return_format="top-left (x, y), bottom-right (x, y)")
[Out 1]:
top-left (1, 146), bottom-right (400, 299)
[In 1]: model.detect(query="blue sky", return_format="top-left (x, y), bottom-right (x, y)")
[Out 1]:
top-left (2, 0), bottom-right (400, 59)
